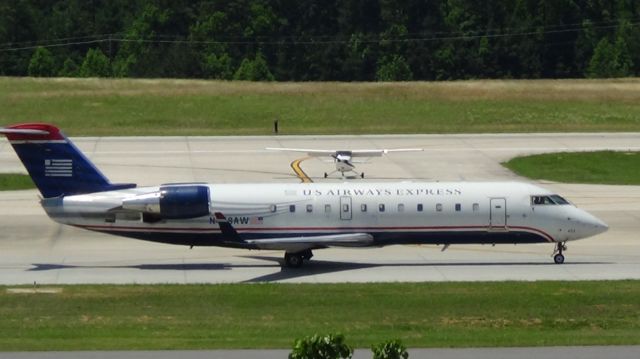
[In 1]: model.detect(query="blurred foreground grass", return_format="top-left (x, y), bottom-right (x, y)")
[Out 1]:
top-left (0, 281), bottom-right (638, 350)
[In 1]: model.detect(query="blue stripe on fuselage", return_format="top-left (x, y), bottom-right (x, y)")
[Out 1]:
top-left (81, 228), bottom-right (549, 248)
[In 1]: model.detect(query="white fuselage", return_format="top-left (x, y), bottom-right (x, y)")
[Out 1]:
top-left (42, 181), bottom-right (608, 248)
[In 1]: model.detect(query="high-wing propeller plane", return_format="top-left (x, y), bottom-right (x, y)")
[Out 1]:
top-left (266, 147), bottom-right (423, 178)
top-left (1, 124), bottom-right (608, 268)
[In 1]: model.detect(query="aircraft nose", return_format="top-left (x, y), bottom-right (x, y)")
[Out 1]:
top-left (591, 217), bottom-right (609, 235)
top-left (577, 211), bottom-right (609, 237)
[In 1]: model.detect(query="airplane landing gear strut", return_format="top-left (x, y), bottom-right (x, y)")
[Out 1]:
top-left (323, 170), bottom-right (364, 179)
top-left (552, 242), bottom-right (567, 264)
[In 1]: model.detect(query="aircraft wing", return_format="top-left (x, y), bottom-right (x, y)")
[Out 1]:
top-left (266, 147), bottom-right (338, 157)
top-left (246, 233), bottom-right (374, 251)
top-left (349, 148), bottom-right (424, 157)
top-left (266, 147), bottom-right (423, 158)
top-left (213, 212), bottom-right (373, 251)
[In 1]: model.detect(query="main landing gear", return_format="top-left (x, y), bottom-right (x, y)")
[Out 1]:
top-left (552, 242), bottom-right (567, 264)
top-left (324, 171), bottom-right (365, 179)
top-left (284, 249), bottom-right (314, 268)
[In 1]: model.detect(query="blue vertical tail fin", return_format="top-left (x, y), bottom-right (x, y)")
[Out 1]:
top-left (1, 123), bottom-right (136, 198)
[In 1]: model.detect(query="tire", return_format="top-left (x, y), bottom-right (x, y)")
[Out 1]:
top-left (285, 253), bottom-right (304, 268)
top-left (554, 253), bottom-right (565, 264)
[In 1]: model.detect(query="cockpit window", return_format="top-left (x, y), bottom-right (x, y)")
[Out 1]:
top-left (550, 195), bottom-right (570, 205)
top-left (531, 195), bottom-right (555, 205)
top-left (531, 195), bottom-right (571, 206)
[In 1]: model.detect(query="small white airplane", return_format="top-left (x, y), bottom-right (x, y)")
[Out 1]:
top-left (1, 123), bottom-right (608, 268)
top-left (266, 147), bottom-right (423, 178)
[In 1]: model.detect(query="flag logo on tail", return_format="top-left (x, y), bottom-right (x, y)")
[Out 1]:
top-left (45, 159), bottom-right (73, 177)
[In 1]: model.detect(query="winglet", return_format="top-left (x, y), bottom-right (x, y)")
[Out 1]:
top-left (213, 212), bottom-right (245, 243)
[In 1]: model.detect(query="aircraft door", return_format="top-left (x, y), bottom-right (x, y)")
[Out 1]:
top-left (340, 196), bottom-right (352, 220)
top-left (490, 198), bottom-right (507, 229)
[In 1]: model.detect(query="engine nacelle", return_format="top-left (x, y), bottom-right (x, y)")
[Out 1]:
top-left (122, 185), bottom-right (210, 220)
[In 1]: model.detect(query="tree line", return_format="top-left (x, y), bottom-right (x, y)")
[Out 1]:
top-left (1, 0), bottom-right (639, 81)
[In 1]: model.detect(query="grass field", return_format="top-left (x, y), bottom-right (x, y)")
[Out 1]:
top-left (2, 150), bottom-right (637, 191)
top-left (503, 151), bottom-right (640, 185)
top-left (0, 173), bottom-right (34, 190)
top-left (2, 77), bottom-right (640, 135)
top-left (1, 281), bottom-right (639, 350)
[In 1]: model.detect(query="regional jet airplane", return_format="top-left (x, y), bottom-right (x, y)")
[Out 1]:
top-left (266, 147), bottom-right (423, 178)
top-left (1, 124), bottom-right (608, 267)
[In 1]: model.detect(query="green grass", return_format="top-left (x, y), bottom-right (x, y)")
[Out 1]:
top-left (2, 78), bottom-right (640, 135)
top-left (1, 281), bottom-right (639, 350)
top-left (503, 151), bottom-right (640, 185)
top-left (0, 173), bottom-right (35, 191)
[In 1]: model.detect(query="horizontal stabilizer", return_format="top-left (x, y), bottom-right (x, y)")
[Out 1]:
top-left (0, 128), bottom-right (50, 136)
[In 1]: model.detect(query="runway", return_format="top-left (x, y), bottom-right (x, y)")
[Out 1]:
top-left (1, 133), bottom-right (639, 284)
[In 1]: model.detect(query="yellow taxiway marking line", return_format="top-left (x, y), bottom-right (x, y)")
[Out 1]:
top-left (291, 156), bottom-right (313, 183)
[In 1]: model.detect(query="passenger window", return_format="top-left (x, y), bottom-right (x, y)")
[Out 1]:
top-left (270, 204), bottom-right (277, 212)
top-left (289, 205), bottom-right (296, 213)
top-left (324, 204), bottom-right (331, 213)
top-left (361, 204), bottom-right (367, 212)
top-left (379, 204), bottom-right (385, 212)
top-left (398, 204), bottom-right (404, 212)
top-left (306, 204), bottom-right (313, 213)
top-left (417, 204), bottom-right (423, 212)
top-left (342, 204), bottom-right (349, 212)
top-left (436, 203), bottom-right (442, 212)
top-left (455, 203), bottom-right (461, 212)
top-left (473, 203), bottom-right (479, 212)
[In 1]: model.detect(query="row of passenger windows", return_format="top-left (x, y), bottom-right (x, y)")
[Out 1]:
top-left (277, 203), bottom-right (481, 213)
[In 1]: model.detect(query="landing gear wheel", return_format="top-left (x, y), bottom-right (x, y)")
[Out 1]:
top-left (554, 253), bottom-right (565, 264)
top-left (284, 253), bottom-right (304, 268)
top-left (360, 172), bottom-right (365, 178)
top-left (324, 172), bottom-right (328, 178)
top-left (552, 242), bottom-right (567, 264)
top-left (300, 249), bottom-right (313, 260)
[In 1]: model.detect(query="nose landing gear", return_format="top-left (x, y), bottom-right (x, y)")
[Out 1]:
top-left (552, 242), bottom-right (567, 264)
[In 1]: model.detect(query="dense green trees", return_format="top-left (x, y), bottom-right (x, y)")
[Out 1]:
top-left (233, 53), bottom-right (275, 81)
top-left (27, 47), bottom-right (55, 77)
top-left (1, 0), bottom-right (639, 80)
top-left (79, 48), bottom-right (111, 77)
top-left (289, 334), bottom-right (353, 359)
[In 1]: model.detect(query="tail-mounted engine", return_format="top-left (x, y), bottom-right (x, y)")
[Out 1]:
top-left (122, 185), bottom-right (210, 220)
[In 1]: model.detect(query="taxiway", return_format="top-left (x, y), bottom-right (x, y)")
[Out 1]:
top-left (0, 133), bottom-right (638, 284)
